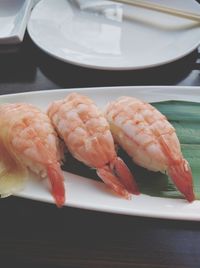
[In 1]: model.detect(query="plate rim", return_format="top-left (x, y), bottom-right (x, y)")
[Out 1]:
top-left (1, 85), bottom-right (200, 97)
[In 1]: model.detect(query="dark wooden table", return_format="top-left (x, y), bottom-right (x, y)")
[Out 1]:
top-left (0, 34), bottom-right (200, 268)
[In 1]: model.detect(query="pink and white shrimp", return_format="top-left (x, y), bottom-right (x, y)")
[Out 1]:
top-left (47, 93), bottom-right (139, 199)
top-left (0, 103), bottom-right (65, 207)
top-left (105, 96), bottom-right (195, 202)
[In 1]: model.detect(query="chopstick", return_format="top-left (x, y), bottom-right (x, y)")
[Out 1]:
top-left (112, 0), bottom-right (200, 23)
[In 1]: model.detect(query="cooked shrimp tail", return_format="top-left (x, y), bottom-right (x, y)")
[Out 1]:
top-left (159, 135), bottom-right (195, 202)
top-left (168, 159), bottom-right (194, 202)
top-left (97, 156), bottom-right (140, 199)
top-left (47, 163), bottom-right (65, 207)
top-left (97, 166), bottom-right (131, 199)
top-left (110, 157), bottom-right (140, 195)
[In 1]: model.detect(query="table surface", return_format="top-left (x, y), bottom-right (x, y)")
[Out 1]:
top-left (0, 34), bottom-right (200, 268)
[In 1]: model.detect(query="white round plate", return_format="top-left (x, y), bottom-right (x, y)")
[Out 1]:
top-left (28, 0), bottom-right (200, 70)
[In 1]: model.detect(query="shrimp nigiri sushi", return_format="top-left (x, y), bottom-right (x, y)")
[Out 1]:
top-left (105, 96), bottom-right (195, 202)
top-left (48, 93), bottom-right (139, 199)
top-left (0, 103), bottom-right (65, 207)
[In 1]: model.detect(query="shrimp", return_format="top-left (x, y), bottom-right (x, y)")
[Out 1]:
top-left (0, 103), bottom-right (65, 207)
top-left (105, 96), bottom-right (195, 202)
top-left (47, 93), bottom-right (139, 199)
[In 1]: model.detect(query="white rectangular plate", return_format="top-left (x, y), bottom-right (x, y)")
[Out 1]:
top-left (2, 86), bottom-right (200, 221)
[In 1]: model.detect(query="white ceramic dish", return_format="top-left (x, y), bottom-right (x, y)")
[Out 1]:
top-left (0, 0), bottom-right (33, 45)
top-left (28, 0), bottom-right (200, 70)
top-left (2, 86), bottom-right (200, 221)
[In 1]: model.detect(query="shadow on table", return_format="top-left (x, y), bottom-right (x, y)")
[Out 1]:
top-left (0, 34), bottom-right (199, 93)
top-left (0, 41), bottom-right (36, 84)
top-left (34, 37), bottom-right (200, 88)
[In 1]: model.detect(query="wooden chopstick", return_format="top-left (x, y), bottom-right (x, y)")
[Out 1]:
top-left (112, 0), bottom-right (200, 23)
